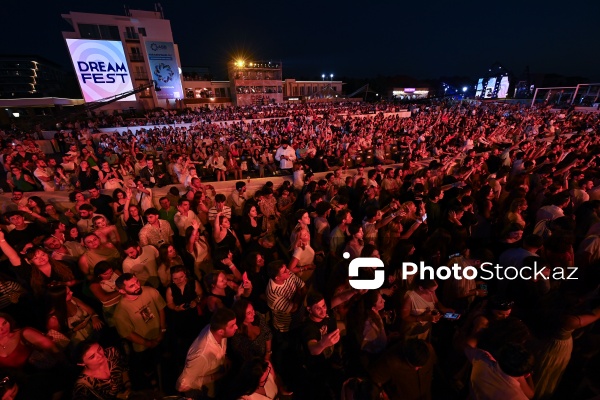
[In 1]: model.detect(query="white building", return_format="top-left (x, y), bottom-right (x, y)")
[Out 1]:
top-left (61, 8), bottom-right (183, 110)
top-left (283, 79), bottom-right (343, 101)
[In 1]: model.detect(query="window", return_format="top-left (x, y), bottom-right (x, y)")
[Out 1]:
top-left (99, 25), bottom-right (120, 40)
top-left (78, 24), bottom-right (101, 39)
top-left (138, 27), bottom-right (147, 36)
top-left (214, 88), bottom-right (227, 98)
top-left (78, 24), bottom-right (119, 40)
top-left (125, 27), bottom-right (139, 40)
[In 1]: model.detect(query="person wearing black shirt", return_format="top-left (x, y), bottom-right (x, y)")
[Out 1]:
top-left (300, 292), bottom-right (342, 399)
top-left (4, 211), bottom-right (44, 249)
top-left (139, 159), bottom-right (169, 188)
top-left (485, 147), bottom-right (503, 175)
top-left (88, 187), bottom-right (115, 221)
top-left (246, 235), bottom-right (280, 266)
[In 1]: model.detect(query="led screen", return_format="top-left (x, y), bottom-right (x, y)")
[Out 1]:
top-left (484, 77), bottom-right (496, 98)
top-left (498, 76), bottom-right (510, 99)
top-left (475, 79), bottom-right (484, 97)
top-left (66, 39), bottom-right (136, 102)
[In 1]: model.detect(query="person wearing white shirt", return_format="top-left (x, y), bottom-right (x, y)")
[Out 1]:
top-left (465, 344), bottom-right (534, 400)
top-left (227, 182), bottom-right (247, 218)
top-left (535, 193), bottom-right (570, 222)
top-left (122, 242), bottom-right (160, 288)
top-left (33, 159), bottom-right (55, 191)
top-left (184, 167), bottom-right (200, 188)
top-left (176, 308), bottom-right (238, 397)
top-left (174, 198), bottom-right (203, 238)
top-left (275, 141), bottom-right (296, 172)
top-left (208, 151), bottom-right (227, 181)
top-left (173, 155), bottom-right (191, 184)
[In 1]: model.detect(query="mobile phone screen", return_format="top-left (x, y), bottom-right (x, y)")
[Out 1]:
top-left (443, 312), bottom-right (461, 320)
top-left (421, 213), bottom-right (428, 222)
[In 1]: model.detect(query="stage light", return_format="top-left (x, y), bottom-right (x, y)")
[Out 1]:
top-left (462, 87), bottom-right (468, 92)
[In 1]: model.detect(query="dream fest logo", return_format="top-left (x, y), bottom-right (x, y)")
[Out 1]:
top-left (76, 61), bottom-right (129, 84)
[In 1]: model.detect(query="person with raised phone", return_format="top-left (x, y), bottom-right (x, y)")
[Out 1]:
top-left (299, 291), bottom-right (343, 399)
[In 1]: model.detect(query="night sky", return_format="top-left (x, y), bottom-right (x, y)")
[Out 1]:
top-left (4, 0), bottom-right (600, 81)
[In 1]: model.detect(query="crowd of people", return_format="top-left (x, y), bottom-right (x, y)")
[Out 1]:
top-left (0, 100), bottom-right (598, 399)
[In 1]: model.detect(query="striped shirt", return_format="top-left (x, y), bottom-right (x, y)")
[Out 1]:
top-left (0, 280), bottom-right (24, 309)
top-left (266, 273), bottom-right (305, 333)
top-left (207, 206), bottom-right (232, 222)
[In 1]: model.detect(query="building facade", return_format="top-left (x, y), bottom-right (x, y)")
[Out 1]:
top-left (61, 8), bottom-right (183, 110)
top-left (0, 55), bottom-right (77, 99)
top-left (227, 60), bottom-right (283, 106)
top-left (283, 79), bottom-right (343, 101)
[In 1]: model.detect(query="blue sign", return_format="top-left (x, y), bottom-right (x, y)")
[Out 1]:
top-left (145, 41), bottom-right (183, 100)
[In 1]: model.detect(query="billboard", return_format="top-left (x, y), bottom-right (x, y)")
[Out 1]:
top-left (66, 39), bottom-right (135, 102)
top-left (145, 41), bottom-right (183, 99)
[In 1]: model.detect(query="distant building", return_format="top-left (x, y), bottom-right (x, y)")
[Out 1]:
top-left (0, 55), bottom-right (76, 99)
top-left (182, 67), bottom-right (232, 109)
top-left (181, 66), bottom-right (346, 108)
top-left (227, 60), bottom-right (283, 106)
top-left (283, 79), bottom-right (343, 101)
top-left (0, 55), bottom-right (84, 126)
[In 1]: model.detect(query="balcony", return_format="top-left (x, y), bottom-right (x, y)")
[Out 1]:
top-left (124, 32), bottom-right (139, 41)
top-left (129, 53), bottom-right (144, 62)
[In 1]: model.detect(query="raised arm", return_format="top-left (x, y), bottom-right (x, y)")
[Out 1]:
top-left (0, 231), bottom-right (22, 266)
top-left (123, 188), bottom-right (132, 221)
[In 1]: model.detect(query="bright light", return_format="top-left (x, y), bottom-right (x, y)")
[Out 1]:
top-left (12, 112), bottom-right (20, 118)
top-left (330, 74), bottom-right (334, 79)
top-left (322, 74), bottom-right (325, 79)
top-left (462, 86), bottom-right (468, 92)
top-left (236, 59), bottom-right (245, 67)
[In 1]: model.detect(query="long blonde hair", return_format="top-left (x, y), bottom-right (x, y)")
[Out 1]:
top-left (290, 226), bottom-right (310, 251)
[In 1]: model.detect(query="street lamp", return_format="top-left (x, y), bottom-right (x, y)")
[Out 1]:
top-left (322, 74), bottom-right (325, 81)
top-left (330, 73), bottom-right (334, 82)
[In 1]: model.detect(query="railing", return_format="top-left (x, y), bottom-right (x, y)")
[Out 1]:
top-left (124, 32), bottom-right (139, 40)
top-left (129, 53), bottom-right (144, 62)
